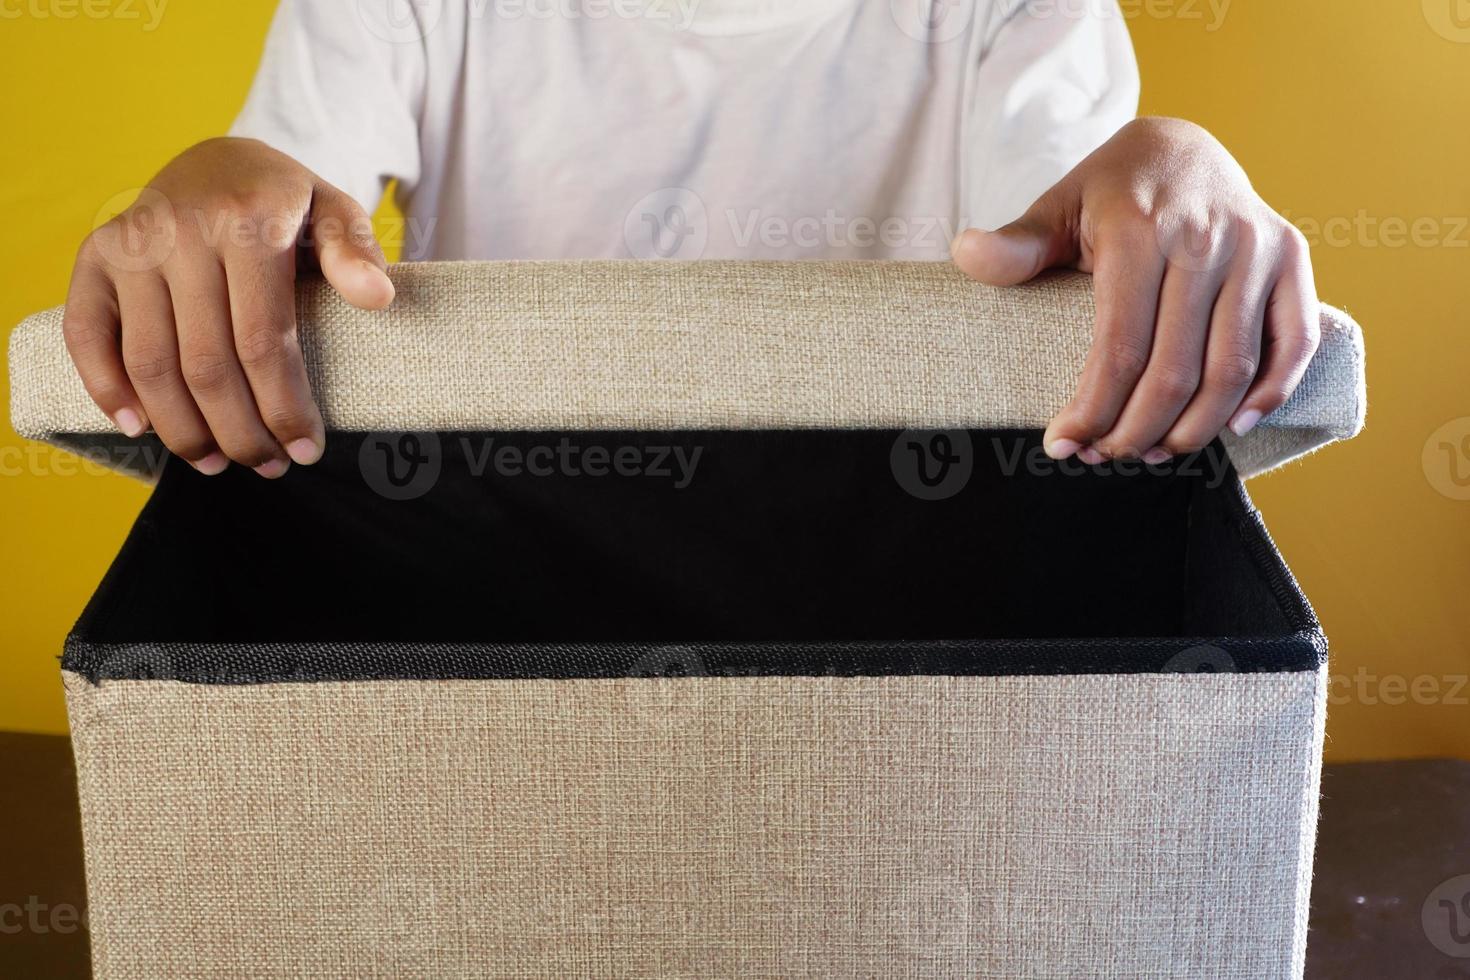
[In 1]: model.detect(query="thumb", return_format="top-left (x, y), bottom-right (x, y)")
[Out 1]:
top-left (308, 181), bottom-right (396, 310)
top-left (951, 185), bottom-right (1081, 287)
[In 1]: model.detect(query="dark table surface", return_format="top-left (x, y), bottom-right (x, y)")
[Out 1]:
top-left (2, 732), bottom-right (1467, 978)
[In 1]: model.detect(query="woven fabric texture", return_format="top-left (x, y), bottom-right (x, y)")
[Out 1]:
top-left (66, 669), bottom-right (1324, 980)
top-left (10, 261), bottom-right (1365, 478)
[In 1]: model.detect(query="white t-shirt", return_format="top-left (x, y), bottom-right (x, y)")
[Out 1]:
top-left (230, 0), bottom-right (1138, 262)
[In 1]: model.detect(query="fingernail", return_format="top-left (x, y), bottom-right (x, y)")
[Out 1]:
top-left (253, 458), bottom-right (290, 480)
top-left (1046, 437), bottom-right (1081, 460)
top-left (1078, 446), bottom-right (1106, 465)
top-left (1229, 409), bottom-right (1263, 437)
top-left (286, 437), bottom-right (323, 466)
top-left (364, 261), bottom-right (396, 302)
top-left (191, 452), bottom-right (229, 476)
top-left (1143, 447), bottom-right (1172, 465)
top-left (114, 408), bottom-right (146, 438)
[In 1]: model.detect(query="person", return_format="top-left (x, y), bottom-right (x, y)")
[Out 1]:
top-left (62, 0), bottom-right (1318, 479)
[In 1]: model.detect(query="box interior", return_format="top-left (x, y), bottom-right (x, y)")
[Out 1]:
top-left (71, 430), bottom-right (1311, 658)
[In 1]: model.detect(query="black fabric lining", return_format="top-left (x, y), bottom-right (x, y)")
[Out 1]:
top-left (63, 429), bottom-right (1324, 684)
top-left (61, 634), bottom-right (1324, 686)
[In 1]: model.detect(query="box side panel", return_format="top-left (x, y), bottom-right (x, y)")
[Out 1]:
top-left (1183, 476), bottom-right (1323, 646)
top-left (61, 671), bottom-right (117, 980)
top-left (65, 670), bottom-right (1322, 980)
top-left (1291, 666), bottom-right (1329, 978)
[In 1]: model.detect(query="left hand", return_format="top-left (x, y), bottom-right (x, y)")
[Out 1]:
top-left (951, 116), bottom-right (1319, 463)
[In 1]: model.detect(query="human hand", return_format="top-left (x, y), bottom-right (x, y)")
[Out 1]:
top-left (64, 137), bottom-right (394, 477)
top-left (952, 117), bottom-right (1319, 463)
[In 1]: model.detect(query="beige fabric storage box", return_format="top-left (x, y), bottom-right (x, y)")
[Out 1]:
top-left (9, 261), bottom-right (1366, 979)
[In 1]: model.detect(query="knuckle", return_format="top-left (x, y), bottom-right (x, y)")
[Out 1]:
top-left (1263, 372), bottom-right (1306, 410)
top-left (183, 350), bottom-right (237, 396)
top-left (1065, 403), bottom-right (1115, 440)
top-left (210, 192), bottom-right (298, 251)
top-left (235, 325), bottom-right (291, 371)
top-left (1206, 351), bottom-right (1259, 390)
top-left (1100, 336), bottom-right (1152, 385)
top-left (1285, 316), bottom-right (1322, 361)
top-left (75, 231), bottom-right (106, 265)
top-left (1163, 435), bottom-right (1208, 455)
top-left (63, 315), bottom-right (114, 353)
top-left (261, 405), bottom-right (314, 438)
top-left (347, 218), bottom-right (378, 253)
top-left (123, 346), bottom-right (181, 389)
top-left (1255, 389), bottom-right (1290, 414)
top-left (1151, 362), bottom-right (1200, 401)
top-left (84, 378), bottom-right (128, 410)
top-left (1104, 190), bottom-right (1152, 223)
top-left (160, 431), bottom-right (215, 462)
top-left (1232, 215), bottom-right (1261, 253)
top-left (219, 437), bottom-right (278, 469)
top-left (1181, 212), bottom-right (1218, 245)
top-left (92, 218), bottom-right (126, 250)
top-left (1095, 438), bottom-right (1142, 460)
top-left (130, 200), bottom-right (177, 236)
top-left (1278, 222), bottom-right (1311, 262)
top-left (216, 188), bottom-right (276, 221)
top-left (1302, 314), bottom-right (1323, 352)
top-left (1106, 214), bottom-right (1158, 252)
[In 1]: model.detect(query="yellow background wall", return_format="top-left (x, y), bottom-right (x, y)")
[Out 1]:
top-left (1, 2), bottom-right (1466, 760)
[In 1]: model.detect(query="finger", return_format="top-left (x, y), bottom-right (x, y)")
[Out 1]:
top-left (308, 181), bottom-right (395, 310)
top-left (951, 181), bottom-right (1082, 287)
top-left (170, 259), bottom-right (290, 477)
top-left (1158, 248), bottom-right (1272, 455)
top-left (115, 272), bottom-right (226, 474)
top-left (1093, 260), bottom-right (1224, 460)
top-left (1043, 223), bottom-right (1167, 459)
top-left (1228, 231), bottom-right (1320, 437)
top-left (62, 246), bottom-right (147, 437)
top-left (224, 244), bottom-right (324, 465)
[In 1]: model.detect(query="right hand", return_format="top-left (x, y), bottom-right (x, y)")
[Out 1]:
top-left (64, 137), bottom-right (395, 478)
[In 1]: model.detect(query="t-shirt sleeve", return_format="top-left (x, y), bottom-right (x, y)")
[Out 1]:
top-left (966, 0), bottom-right (1140, 231)
top-left (229, 0), bottom-right (426, 213)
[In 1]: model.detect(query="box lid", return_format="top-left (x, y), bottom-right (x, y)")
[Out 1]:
top-left (8, 260), bottom-right (1365, 479)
